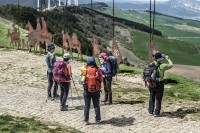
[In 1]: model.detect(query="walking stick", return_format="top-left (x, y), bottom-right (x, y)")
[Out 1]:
top-left (70, 83), bottom-right (74, 107)
top-left (71, 76), bottom-right (83, 107)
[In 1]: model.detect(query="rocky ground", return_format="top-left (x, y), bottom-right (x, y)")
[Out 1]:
top-left (0, 48), bottom-right (200, 133)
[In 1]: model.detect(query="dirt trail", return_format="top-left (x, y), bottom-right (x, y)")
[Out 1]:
top-left (0, 49), bottom-right (200, 133)
top-left (168, 64), bottom-right (200, 82)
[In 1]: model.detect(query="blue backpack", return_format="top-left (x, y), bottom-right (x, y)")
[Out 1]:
top-left (143, 64), bottom-right (160, 88)
top-left (108, 56), bottom-right (118, 77)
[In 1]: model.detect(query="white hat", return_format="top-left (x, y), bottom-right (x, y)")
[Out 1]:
top-left (63, 53), bottom-right (71, 59)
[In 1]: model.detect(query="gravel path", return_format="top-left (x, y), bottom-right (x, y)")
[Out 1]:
top-left (0, 49), bottom-right (200, 133)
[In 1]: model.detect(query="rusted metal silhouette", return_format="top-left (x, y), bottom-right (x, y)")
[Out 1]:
top-left (66, 32), bottom-right (82, 60)
top-left (7, 24), bottom-right (21, 49)
top-left (92, 34), bottom-right (100, 58)
top-left (62, 30), bottom-right (70, 56)
top-left (25, 17), bottom-right (53, 54)
top-left (22, 39), bottom-right (29, 50)
top-left (112, 38), bottom-right (122, 64)
top-left (148, 40), bottom-right (159, 64)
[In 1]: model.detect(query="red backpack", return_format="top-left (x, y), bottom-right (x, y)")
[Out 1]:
top-left (86, 67), bottom-right (101, 92)
top-left (53, 61), bottom-right (70, 83)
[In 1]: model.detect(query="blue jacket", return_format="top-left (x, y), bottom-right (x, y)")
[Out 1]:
top-left (100, 62), bottom-right (112, 78)
top-left (46, 53), bottom-right (56, 73)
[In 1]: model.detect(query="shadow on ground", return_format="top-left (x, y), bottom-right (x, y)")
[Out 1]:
top-left (100, 116), bottom-right (135, 127)
top-left (164, 78), bottom-right (179, 85)
top-left (162, 107), bottom-right (200, 119)
top-left (114, 100), bottom-right (144, 105)
top-left (68, 96), bottom-right (83, 100)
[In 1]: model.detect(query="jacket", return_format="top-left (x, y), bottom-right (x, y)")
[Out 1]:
top-left (100, 61), bottom-right (112, 78)
top-left (46, 53), bottom-right (56, 73)
top-left (152, 56), bottom-right (173, 80)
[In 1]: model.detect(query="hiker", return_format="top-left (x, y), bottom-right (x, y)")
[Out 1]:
top-left (99, 52), bottom-right (113, 105)
top-left (82, 57), bottom-right (103, 125)
top-left (147, 52), bottom-right (173, 117)
top-left (46, 43), bottom-right (58, 100)
top-left (52, 53), bottom-right (72, 111)
top-left (59, 53), bottom-right (72, 111)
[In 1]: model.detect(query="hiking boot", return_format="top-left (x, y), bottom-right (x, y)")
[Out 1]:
top-left (105, 101), bottom-right (112, 105)
top-left (53, 94), bottom-right (59, 100)
top-left (96, 120), bottom-right (101, 124)
top-left (47, 95), bottom-right (52, 100)
top-left (101, 99), bottom-right (107, 102)
top-left (60, 106), bottom-right (68, 111)
top-left (149, 112), bottom-right (154, 116)
top-left (84, 121), bottom-right (90, 125)
top-left (154, 114), bottom-right (160, 117)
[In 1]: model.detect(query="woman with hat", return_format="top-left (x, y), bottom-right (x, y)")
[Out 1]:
top-left (99, 52), bottom-right (113, 105)
top-left (59, 53), bottom-right (72, 111)
top-left (46, 43), bottom-right (58, 100)
top-left (83, 57), bottom-right (103, 125)
top-left (148, 52), bottom-right (173, 117)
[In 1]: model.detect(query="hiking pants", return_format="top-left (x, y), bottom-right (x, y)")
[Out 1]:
top-left (60, 82), bottom-right (70, 108)
top-left (148, 82), bottom-right (164, 115)
top-left (103, 77), bottom-right (112, 103)
top-left (83, 89), bottom-right (101, 122)
top-left (47, 72), bottom-right (58, 97)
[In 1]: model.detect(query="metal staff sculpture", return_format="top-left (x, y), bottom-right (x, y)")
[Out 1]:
top-left (92, 34), bottom-right (100, 58)
top-left (7, 24), bottom-right (21, 49)
top-left (66, 32), bottom-right (82, 60)
top-left (62, 30), bottom-right (70, 56)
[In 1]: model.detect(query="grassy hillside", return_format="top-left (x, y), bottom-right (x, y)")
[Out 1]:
top-left (0, 17), bottom-right (28, 48)
top-left (94, 6), bottom-right (200, 46)
top-left (131, 30), bottom-right (200, 66)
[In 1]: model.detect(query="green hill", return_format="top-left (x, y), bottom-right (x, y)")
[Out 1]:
top-left (132, 30), bottom-right (200, 66)
top-left (86, 3), bottom-right (200, 46)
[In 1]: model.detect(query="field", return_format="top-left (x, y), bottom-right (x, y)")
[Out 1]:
top-left (131, 30), bottom-right (200, 66)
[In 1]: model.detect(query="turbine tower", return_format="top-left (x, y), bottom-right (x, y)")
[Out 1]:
top-left (48, 0), bottom-right (50, 10)
top-left (37, 0), bottom-right (40, 10)
top-left (59, 0), bottom-right (61, 6)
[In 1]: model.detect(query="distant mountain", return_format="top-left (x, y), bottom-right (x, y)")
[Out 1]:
top-left (106, 0), bottom-right (200, 20)
top-left (2, 0), bottom-right (200, 20)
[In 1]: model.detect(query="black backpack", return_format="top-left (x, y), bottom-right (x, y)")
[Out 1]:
top-left (143, 64), bottom-right (160, 88)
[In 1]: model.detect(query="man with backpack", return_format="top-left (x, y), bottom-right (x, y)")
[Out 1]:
top-left (46, 43), bottom-right (58, 100)
top-left (83, 57), bottom-right (103, 125)
top-left (53, 53), bottom-right (72, 111)
top-left (144, 52), bottom-right (173, 117)
top-left (99, 52), bottom-right (118, 105)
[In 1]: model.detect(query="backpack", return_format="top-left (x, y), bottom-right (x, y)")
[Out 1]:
top-left (143, 64), bottom-right (160, 88)
top-left (86, 67), bottom-right (101, 92)
top-left (53, 61), bottom-right (70, 83)
top-left (108, 56), bottom-right (118, 77)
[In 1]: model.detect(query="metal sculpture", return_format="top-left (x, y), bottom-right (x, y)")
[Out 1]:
top-left (112, 38), bottom-right (122, 64)
top-left (66, 32), bottom-right (82, 60)
top-left (92, 34), bottom-right (100, 58)
top-left (7, 24), bottom-right (21, 49)
top-left (148, 0), bottom-right (159, 64)
top-left (62, 30), bottom-right (70, 56)
top-left (26, 17), bottom-right (53, 54)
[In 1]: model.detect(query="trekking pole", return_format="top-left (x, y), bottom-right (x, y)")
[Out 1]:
top-left (70, 83), bottom-right (74, 107)
top-left (71, 76), bottom-right (83, 107)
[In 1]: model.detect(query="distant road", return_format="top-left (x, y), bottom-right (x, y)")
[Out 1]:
top-left (168, 37), bottom-right (200, 39)
top-left (168, 64), bottom-right (200, 82)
